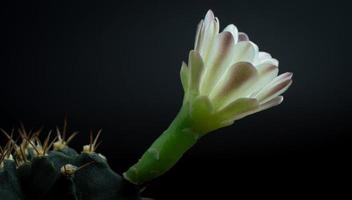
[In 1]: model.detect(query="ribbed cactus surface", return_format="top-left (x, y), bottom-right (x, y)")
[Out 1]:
top-left (0, 125), bottom-right (140, 200)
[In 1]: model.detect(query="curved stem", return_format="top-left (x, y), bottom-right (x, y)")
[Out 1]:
top-left (123, 105), bottom-right (201, 185)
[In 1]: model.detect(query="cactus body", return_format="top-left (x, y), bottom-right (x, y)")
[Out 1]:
top-left (0, 160), bottom-right (24, 200)
top-left (0, 132), bottom-right (141, 200)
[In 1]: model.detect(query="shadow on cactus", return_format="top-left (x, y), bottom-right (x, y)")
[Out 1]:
top-left (0, 10), bottom-right (292, 200)
top-left (0, 123), bottom-right (140, 200)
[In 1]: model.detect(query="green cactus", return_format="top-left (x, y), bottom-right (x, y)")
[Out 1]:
top-left (0, 125), bottom-right (141, 200)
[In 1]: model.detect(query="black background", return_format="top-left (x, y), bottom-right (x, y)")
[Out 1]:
top-left (1, 0), bottom-right (350, 199)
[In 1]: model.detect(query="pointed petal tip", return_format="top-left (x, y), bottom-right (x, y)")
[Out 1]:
top-left (206, 9), bottom-right (214, 16)
top-left (283, 72), bottom-right (293, 80)
top-left (204, 10), bottom-right (215, 23)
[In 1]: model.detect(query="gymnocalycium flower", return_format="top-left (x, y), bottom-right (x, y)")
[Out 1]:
top-left (124, 10), bottom-right (293, 185)
top-left (180, 10), bottom-right (292, 133)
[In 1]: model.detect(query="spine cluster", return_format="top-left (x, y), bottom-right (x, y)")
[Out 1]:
top-left (0, 122), bottom-right (140, 200)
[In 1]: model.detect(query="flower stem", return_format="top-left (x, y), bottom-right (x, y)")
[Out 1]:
top-left (123, 105), bottom-right (200, 185)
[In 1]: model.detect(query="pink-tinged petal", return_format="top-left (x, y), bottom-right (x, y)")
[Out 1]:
top-left (210, 62), bottom-right (258, 109)
top-left (254, 73), bottom-right (293, 104)
top-left (238, 32), bottom-right (249, 42)
top-left (223, 24), bottom-right (238, 43)
top-left (270, 72), bottom-right (293, 86)
top-left (180, 62), bottom-right (189, 92)
top-left (232, 41), bottom-right (258, 63)
top-left (200, 31), bottom-right (235, 95)
top-left (204, 10), bottom-right (215, 27)
top-left (188, 50), bottom-right (204, 95)
top-left (216, 98), bottom-right (259, 121)
top-left (249, 63), bottom-right (279, 96)
top-left (232, 96), bottom-right (284, 121)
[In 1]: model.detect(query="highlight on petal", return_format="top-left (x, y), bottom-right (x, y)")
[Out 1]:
top-left (259, 58), bottom-right (279, 67)
top-left (180, 62), bottom-right (189, 92)
top-left (254, 52), bottom-right (279, 66)
top-left (200, 31), bottom-right (235, 95)
top-left (254, 72), bottom-right (293, 104)
top-left (204, 10), bottom-right (215, 27)
top-left (258, 52), bottom-right (271, 60)
top-left (209, 62), bottom-right (258, 108)
top-left (231, 41), bottom-right (258, 63)
top-left (188, 50), bottom-right (204, 95)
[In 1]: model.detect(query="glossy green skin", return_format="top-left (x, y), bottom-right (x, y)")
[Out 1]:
top-left (0, 147), bottom-right (140, 200)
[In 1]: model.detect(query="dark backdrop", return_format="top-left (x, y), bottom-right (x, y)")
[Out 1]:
top-left (1, 0), bottom-right (350, 199)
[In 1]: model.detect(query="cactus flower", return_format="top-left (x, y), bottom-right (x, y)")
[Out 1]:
top-left (181, 10), bottom-right (293, 133)
top-left (124, 10), bottom-right (293, 185)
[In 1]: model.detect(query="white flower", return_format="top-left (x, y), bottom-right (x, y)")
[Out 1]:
top-left (180, 10), bottom-right (293, 133)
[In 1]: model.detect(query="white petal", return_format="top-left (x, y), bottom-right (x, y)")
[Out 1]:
top-left (262, 58), bottom-right (279, 67)
top-left (251, 62), bottom-right (279, 93)
top-left (232, 41), bottom-right (258, 64)
top-left (188, 50), bottom-right (204, 95)
top-left (216, 98), bottom-right (259, 121)
top-left (269, 72), bottom-right (293, 87)
top-left (204, 10), bottom-right (215, 27)
top-left (232, 96), bottom-right (284, 121)
top-left (254, 51), bottom-right (279, 66)
top-left (194, 20), bottom-right (204, 50)
top-left (198, 11), bottom-right (218, 60)
top-left (238, 32), bottom-right (249, 42)
top-left (223, 24), bottom-right (238, 43)
top-left (258, 52), bottom-right (271, 60)
top-left (200, 31), bottom-right (235, 95)
top-left (258, 95), bottom-right (284, 110)
top-left (254, 72), bottom-right (293, 104)
top-left (254, 52), bottom-right (271, 64)
top-left (210, 62), bottom-right (258, 109)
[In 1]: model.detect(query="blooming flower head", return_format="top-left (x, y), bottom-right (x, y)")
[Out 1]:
top-left (180, 10), bottom-right (293, 134)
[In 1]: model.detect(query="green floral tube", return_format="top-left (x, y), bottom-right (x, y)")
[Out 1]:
top-left (123, 105), bottom-right (199, 185)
